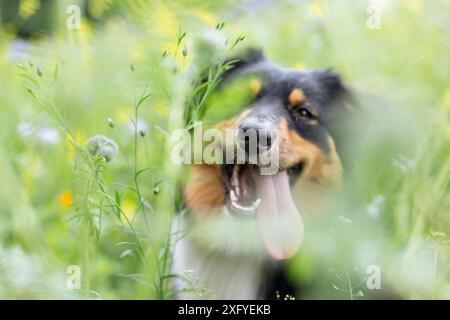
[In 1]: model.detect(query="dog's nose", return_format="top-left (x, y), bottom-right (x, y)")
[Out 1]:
top-left (238, 121), bottom-right (274, 154)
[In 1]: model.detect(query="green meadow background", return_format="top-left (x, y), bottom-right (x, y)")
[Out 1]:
top-left (0, 0), bottom-right (448, 299)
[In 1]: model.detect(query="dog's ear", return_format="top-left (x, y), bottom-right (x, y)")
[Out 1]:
top-left (309, 69), bottom-right (348, 106)
top-left (221, 48), bottom-right (266, 81)
top-left (196, 48), bottom-right (265, 84)
top-left (227, 48), bottom-right (265, 68)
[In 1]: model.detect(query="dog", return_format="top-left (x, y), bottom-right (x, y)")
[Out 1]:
top-left (172, 49), bottom-right (353, 299)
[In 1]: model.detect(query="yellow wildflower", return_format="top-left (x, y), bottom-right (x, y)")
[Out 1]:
top-left (121, 198), bottom-right (137, 222)
top-left (194, 9), bottom-right (216, 27)
top-left (115, 107), bottom-right (133, 124)
top-left (293, 61), bottom-right (306, 69)
top-left (19, 0), bottom-right (40, 19)
top-left (59, 190), bottom-right (73, 208)
top-left (309, 2), bottom-right (324, 17)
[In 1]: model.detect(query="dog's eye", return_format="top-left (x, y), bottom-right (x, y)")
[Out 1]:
top-left (297, 107), bottom-right (314, 119)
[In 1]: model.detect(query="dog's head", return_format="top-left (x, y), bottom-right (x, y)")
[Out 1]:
top-left (185, 50), bottom-right (352, 259)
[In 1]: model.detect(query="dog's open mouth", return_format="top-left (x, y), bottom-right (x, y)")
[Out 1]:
top-left (222, 164), bottom-right (305, 260)
top-left (223, 164), bottom-right (259, 216)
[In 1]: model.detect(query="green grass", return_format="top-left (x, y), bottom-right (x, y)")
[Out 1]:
top-left (0, 0), bottom-right (448, 299)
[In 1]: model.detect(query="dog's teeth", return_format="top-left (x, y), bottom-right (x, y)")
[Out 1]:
top-left (230, 201), bottom-right (255, 212)
top-left (230, 190), bottom-right (237, 202)
top-left (237, 204), bottom-right (252, 211)
top-left (252, 198), bottom-right (261, 209)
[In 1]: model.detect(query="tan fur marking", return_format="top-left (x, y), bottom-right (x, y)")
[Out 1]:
top-left (185, 164), bottom-right (224, 215)
top-left (277, 117), bottom-right (342, 216)
top-left (249, 78), bottom-right (262, 96)
top-left (278, 118), bottom-right (342, 185)
top-left (185, 111), bottom-right (249, 216)
top-left (289, 88), bottom-right (306, 106)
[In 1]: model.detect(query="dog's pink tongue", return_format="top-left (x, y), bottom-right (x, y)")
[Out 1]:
top-left (252, 170), bottom-right (304, 260)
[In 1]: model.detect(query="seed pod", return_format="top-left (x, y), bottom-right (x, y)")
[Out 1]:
top-left (108, 118), bottom-right (115, 128)
top-left (86, 134), bottom-right (119, 162)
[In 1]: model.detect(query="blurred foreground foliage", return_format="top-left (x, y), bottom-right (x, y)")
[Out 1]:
top-left (0, 0), bottom-right (448, 299)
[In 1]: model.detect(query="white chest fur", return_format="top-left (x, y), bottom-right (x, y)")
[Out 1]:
top-left (171, 217), bottom-right (271, 299)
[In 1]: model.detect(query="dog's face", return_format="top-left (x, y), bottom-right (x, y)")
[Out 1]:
top-left (185, 51), bottom-right (350, 260)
